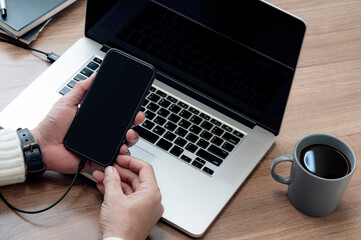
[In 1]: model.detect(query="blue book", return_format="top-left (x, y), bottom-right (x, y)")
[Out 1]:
top-left (0, 0), bottom-right (77, 38)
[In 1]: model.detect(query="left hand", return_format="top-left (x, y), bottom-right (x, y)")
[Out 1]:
top-left (31, 75), bottom-right (145, 174)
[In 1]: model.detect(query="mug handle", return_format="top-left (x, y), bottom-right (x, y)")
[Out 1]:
top-left (271, 154), bottom-right (294, 185)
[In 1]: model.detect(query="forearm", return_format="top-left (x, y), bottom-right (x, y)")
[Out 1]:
top-left (0, 127), bottom-right (26, 187)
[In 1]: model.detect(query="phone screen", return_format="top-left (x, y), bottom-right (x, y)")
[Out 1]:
top-left (64, 49), bottom-right (156, 166)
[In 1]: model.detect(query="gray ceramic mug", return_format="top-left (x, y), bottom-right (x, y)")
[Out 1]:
top-left (271, 134), bottom-right (356, 216)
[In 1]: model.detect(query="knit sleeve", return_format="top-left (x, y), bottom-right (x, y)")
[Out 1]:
top-left (0, 128), bottom-right (26, 186)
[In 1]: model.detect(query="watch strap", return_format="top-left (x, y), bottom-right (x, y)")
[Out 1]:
top-left (16, 128), bottom-right (45, 176)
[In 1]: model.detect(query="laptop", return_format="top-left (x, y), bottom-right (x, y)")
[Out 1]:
top-left (0, 0), bottom-right (306, 237)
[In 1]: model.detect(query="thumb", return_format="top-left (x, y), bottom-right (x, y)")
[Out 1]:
top-left (65, 74), bottom-right (94, 106)
top-left (103, 166), bottom-right (124, 202)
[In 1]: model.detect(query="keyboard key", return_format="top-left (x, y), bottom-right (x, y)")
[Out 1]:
top-left (142, 99), bottom-right (149, 107)
top-left (153, 126), bottom-right (166, 135)
top-left (166, 95), bottom-right (178, 103)
top-left (67, 80), bottom-right (77, 88)
top-left (87, 61), bottom-right (100, 70)
top-left (200, 121), bottom-right (213, 130)
top-left (233, 130), bottom-right (244, 138)
top-left (222, 142), bottom-right (235, 152)
top-left (186, 133), bottom-right (199, 143)
top-left (191, 160), bottom-right (204, 169)
top-left (181, 155), bottom-right (192, 163)
top-left (158, 99), bottom-right (171, 108)
top-left (222, 132), bottom-right (241, 145)
top-left (177, 101), bottom-right (188, 109)
top-left (211, 136), bottom-right (224, 146)
top-left (221, 124), bottom-right (233, 132)
top-left (179, 110), bottom-right (192, 119)
top-left (168, 113), bottom-right (181, 123)
top-left (170, 145), bottom-right (184, 157)
top-left (169, 104), bottom-right (181, 114)
top-left (199, 113), bottom-right (210, 120)
top-left (74, 74), bottom-right (87, 81)
top-left (190, 115), bottom-right (202, 125)
top-left (196, 149), bottom-right (223, 167)
top-left (174, 137), bottom-right (187, 147)
top-left (144, 110), bottom-right (156, 120)
top-left (164, 121), bottom-right (177, 131)
top-left (175, 127), bottom-right (188, 137)
top-left (154, 116), bottom-right (167, 126)
top-left (197, 139), bottom-right (209, 148)
top-left (59, 86), bottom-right (71, 95)
top-left (202, 167), bottom-right (214, 175)
top-left (212, 127), bottom-right (224, 136)
top-left (148, 93), bottom-right (161, 103)
top-left (133, 126), bottom-right (159, 144)
top-left (150, 87), bottom-right (156, 92)
top-left (189, 107), bottom-right (199, 115)
top-left (210, 119), bottom-right (222, 126)
top-left (156, 139), bottom-right (173, 151)
top-left (156, 90), bottom-right (167, 98)
top-left (158, 108), bottom-right (170, 118)
top-left (142, 120), bottom-right (155, 130)
top-left (179, 119), bottom-right (191, 129)
top-left (93, 57), bottom-right (102, 64)
top-left (195, 157), bottom-right (206, 165)
top-left (164, 131), bottom-right (176, 141)
top-left (80, 67), bottom-right (94, 77)
top-left (185, 143), bottom-right (198, 153)
top-left (200, 130), bottom-right (212, 140)
top-left (147, 102), bottom-right (160, 112)
top-left (208, 145), bottom-right (229, 159)
top-left (189, 125), bottom-right (202, 134)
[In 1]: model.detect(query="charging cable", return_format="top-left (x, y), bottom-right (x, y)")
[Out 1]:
top-left (0, 158), bottom-right (87, 214)
top-left (0, 37), bottom-right (60, 63)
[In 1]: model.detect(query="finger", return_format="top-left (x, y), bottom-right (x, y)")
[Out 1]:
top-left (92, 170), bottom-right (105, 183)
top-left (64, 74), bottom-right (95, 106)
top-left (96, 182), bottom-right (105, 195)
top-left (113, 163), bottom-right (140, 191)
top-left (118, 144), bottom-right (129, 155)
top-left (116, 155), bottom-right (157, 186)
top-left (132, 111), bottom-right (145, 127)
top-left (125, 129), bottom-right (139, 148)
top-left (121, 181), bottom-right (134, 195)
top-left (103, 166), bottom-right (124, 202)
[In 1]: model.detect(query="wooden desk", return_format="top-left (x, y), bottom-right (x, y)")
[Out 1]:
top-left (1, 0), bottom-right (360, 239)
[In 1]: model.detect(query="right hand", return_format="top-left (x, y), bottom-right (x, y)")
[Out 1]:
top-left (92, 155), bottom-right (164, 240)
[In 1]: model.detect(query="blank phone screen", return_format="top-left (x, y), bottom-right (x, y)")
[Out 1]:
top-left (65, 50), bottom-right (155, 166)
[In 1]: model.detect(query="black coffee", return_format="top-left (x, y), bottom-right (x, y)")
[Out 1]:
top-left (298, 144), bottom-right (351, 179)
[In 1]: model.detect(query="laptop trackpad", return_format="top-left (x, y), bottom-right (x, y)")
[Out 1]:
top-left (130, 145), bottom-right (155, 163)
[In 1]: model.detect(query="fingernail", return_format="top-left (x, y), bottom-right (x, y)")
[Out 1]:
top-left (105, 166), bottom-right (114, 175)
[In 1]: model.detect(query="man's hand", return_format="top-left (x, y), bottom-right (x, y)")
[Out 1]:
top-left (31, 75), bottom-right (145, 173)
top-left (92, 155), bottom-right (164, 240)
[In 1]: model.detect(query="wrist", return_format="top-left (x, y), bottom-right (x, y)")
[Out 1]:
top-left (30, 128), bottom-right (48, 171)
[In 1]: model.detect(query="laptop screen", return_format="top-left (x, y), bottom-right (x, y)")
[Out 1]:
top-left (85, 0), bottom-right (306, 135)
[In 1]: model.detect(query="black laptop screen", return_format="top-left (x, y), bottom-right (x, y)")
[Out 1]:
top-left (85, 0), bottom-right (306, 135)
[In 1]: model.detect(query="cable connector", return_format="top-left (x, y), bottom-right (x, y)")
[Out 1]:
top-left (47, 52), bottom-right (60, 63)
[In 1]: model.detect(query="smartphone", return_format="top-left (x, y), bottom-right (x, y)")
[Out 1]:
top-left (64, 49), bottom-right (156, 167)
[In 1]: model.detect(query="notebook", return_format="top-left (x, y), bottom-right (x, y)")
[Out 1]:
top-left (0, 0), bottom-right (306, 237)
top-left (0, 0), bottom-right (77, 38)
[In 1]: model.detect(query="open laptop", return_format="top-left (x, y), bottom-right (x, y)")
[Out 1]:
top-left (0, 0), bottom-right (306, 237)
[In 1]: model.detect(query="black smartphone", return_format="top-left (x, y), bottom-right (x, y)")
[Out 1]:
top-left (64, 49), bottom-right (156, 167)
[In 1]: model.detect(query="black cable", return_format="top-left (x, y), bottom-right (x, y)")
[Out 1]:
top-left (0, 36), bottom-right (60, 63)
top-left (0, 158), bottom-right (88, 214)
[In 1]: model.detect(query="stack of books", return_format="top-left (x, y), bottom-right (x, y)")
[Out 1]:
top-left (0, 0), bottom-right (78, 44)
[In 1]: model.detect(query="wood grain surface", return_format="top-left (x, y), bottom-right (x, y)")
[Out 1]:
top-left (1, 0), bottom-right (360, 239)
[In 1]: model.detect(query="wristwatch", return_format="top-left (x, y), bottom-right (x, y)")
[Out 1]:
top-left (16, 128), bottom-right (45, 176)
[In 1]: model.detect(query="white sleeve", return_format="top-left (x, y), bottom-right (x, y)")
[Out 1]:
top-left (0, 128), bottom-right (26, 186)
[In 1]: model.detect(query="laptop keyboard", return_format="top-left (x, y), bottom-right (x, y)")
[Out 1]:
top-left (58, 57), bottom-right (245, 176)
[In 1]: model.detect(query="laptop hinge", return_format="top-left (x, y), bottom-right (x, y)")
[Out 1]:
top-left (100, 43), bottom-right (115, 53)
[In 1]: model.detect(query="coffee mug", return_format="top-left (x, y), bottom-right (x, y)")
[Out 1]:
top-left (271, 134), bottom-right (356, 216)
